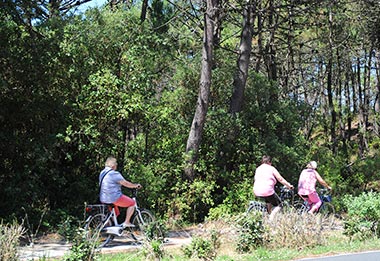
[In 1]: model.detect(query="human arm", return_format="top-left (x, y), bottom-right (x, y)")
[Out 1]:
top-left (273, 171), bottom-right (294, 190)
top-left (315, 172), bottom-right (331, 190)
top-left (119, 179), bottom-right (142, 189)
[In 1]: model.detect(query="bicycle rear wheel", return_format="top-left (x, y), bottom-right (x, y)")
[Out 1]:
top-left (293, 201), bottom-right (309, 215)
top-left (247, 201), bottom-right (267, 215)
top-left (130, 209), bottom-right (163, 241)
top-left (84, 213), bottom-right (114, 247)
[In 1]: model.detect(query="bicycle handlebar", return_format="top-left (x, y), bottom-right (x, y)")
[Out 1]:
top-left (319, 187), bottom-right (332, 194)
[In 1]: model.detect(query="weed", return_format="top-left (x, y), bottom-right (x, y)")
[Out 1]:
top-left (0, 221), bottom-right (25, 261)
top-left (63, 227), bottom-right (99, 261)
top-left (234, 211), bottom-right (266, 253)
top-left (265, 210), bottom-right (324, 249)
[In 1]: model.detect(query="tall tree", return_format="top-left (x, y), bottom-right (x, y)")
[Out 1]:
top-left (229, 1), bottom-right (255, 114)
top-left (185, 0), bottom-right (218, 181)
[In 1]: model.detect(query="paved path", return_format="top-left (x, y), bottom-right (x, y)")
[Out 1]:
top-left (295, 251), bottom-right (380, 261)
top-left (19, 231), bottom-right (192, 260)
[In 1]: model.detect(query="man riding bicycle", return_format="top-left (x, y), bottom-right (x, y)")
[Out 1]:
top-left (99, 156), bottom-right (142, 228)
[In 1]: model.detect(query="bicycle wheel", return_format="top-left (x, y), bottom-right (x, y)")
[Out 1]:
top-left (130, 209), bottom-right (163, 241)
top-left (280, 201), bottom-right (293, 213)
top-left (318, 202), bottom-right (335, 216)
top-left (84, 213), bottom-right (114, 247)
top-left (247, 201), bottom-right (267, 215)
top-left (293, 201), bottom-right (308, 215)
top-left (318, 202), bottom-right (336, 228)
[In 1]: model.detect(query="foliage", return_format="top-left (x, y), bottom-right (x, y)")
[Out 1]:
top-left (0, 221), bottom-right (25, 261)
top-left (182, 230), bottom-right (220, 261)
top-left (140, 239), bottom-right (165, 260)
top-left (207, 178), bottom-right (253, 220)
top-left (342, 191), bottom-right (380, 240)
top-left (3, 0), bottom-right (380, 233)
top-left (57, 213), bottom-right (81, 242)
top-left (234, 212), bottom-right (266, 253)
top-left (63, 227), bottom-right (99, 261)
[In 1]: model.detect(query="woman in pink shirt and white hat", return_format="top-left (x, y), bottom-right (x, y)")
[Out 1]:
top-left (298, 161), bottom-right (332, 214)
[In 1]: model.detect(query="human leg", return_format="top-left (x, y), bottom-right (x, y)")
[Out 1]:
top-left (307, 192), bottom-right (322, 214)
top-left (266, 203), bottom-right (273, 214)
top-left (265, 193), bottom-right (282, 221)
top-left (113, 195), bottom-right (136, 226)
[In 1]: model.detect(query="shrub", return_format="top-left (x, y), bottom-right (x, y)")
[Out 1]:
top-left (63, 227), bottom-right (99, 261)
top-left (57, 214), bottom-right (81, 242)
top-left (183, 236), bottom-right (216, 260)
top-left (182, 228), bottom-right (220, 261)
top-left (140, 239), bottom-right (166, 260)
top-left (0, 221), bottom-right (25, 261)
top-left (342, 191), bottom-right (380, 240)
top-left (234, 212), bottom-right (266, 253)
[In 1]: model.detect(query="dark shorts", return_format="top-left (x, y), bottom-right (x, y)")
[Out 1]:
top-left (258, 193), bottom-right (282, 207)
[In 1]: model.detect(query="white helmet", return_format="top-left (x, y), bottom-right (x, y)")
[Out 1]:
top-left (309, 161), bottom-right (317, 169)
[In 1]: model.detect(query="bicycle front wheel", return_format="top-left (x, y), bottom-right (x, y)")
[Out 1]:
top-left (84, 213), bottom-right (114, 247)
top-left (130, 209), bottom-right (163, 241)
top-left (319, 202), bottom-right (335, 216)
top-left (318, 202), bottom-right (336, 229)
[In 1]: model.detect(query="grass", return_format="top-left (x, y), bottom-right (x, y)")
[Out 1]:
top-left (98, 227), bottom-right (380, 261)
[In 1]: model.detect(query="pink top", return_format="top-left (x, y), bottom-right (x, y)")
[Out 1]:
top-left (253, 163), bottom-right (279, 197)
top-left (298, 168), bottom-right (317, 195)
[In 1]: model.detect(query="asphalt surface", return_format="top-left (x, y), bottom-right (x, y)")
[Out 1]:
top-left (19, 231), bottom-right (192, 260)
top-left (295, 251), bottom-right (380, 261)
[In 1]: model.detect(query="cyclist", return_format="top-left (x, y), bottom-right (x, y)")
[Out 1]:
top-left (253, 155), bottom-right (294, 220)
top-left (99, 156), bottom-right (142, 228)
top-left (297, 161), bottom-right (332, 214)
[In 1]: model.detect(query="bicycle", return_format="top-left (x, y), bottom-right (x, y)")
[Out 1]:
top-left (84, 188), bottom-right (163, 247)
top-left (247, 186), bottom-right (295, 215)
top-left (294, 188), bottom-right (336, 228)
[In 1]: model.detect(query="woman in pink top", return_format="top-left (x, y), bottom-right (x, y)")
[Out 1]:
top-left (298, 161), bottom-right (331, 214)
top-left (253, 155), bottom-right (294, 218)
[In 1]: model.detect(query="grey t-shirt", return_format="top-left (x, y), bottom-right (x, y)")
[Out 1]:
top-left (99, 167), bottom-right (126, 203)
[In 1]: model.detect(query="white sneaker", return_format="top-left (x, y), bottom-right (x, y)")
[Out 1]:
top-left (121, 222), bottom-right (135, 229)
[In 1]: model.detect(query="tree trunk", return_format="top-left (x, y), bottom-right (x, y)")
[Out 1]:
top-left (327, 5), bottom-right (336, 153)
top-left (374, 51), bottom-right (380, 135)
top-left (184, 0), bottom-right (217, 181)
top-left (229, 1), bottom-right (255, 114)
top-left (140, 0), bottom-right (149, 23)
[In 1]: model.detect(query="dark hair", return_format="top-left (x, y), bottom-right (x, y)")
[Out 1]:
top-left (261, 155), bottom-right (272, 164)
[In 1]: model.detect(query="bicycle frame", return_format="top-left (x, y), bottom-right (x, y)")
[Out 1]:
top-left (298, 189), bottom-right (332, 212)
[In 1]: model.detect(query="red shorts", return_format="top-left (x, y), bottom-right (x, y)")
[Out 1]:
top-left (300, 191), bottom-right (322, 210)
top-left (113, 195), bottom-right (135, 216)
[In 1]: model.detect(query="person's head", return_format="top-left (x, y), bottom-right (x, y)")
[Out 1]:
top-left (307, 161), bottom-right (317, 170)
top-left (261, 155), bottom-right (272, 165)
top-left (105, 157), bottom-right (118, 170)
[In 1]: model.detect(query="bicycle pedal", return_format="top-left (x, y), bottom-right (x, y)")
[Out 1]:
top-left (103, 226), bottom-right (123, 236)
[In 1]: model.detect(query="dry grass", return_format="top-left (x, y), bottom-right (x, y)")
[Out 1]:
top-left (0, 221), bottom-right (26, 261)
top-left (264, 210), bottom-right (325, 249)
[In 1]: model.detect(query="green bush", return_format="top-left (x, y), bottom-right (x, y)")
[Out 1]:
top-left (342, 191), bottom-right (380, 239)
top-left (141, 239), bottom-right (165, 260)
top-left (182, 229), bottom-right (220, 261)
top-left (183, 236), bottom-right (215, 260)
top-left (234, 212), bottom-right (266, 253)
top-left (63, 227), bottom-right (99, 261)
top-left (57, 213), bottom-right (81, 242)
